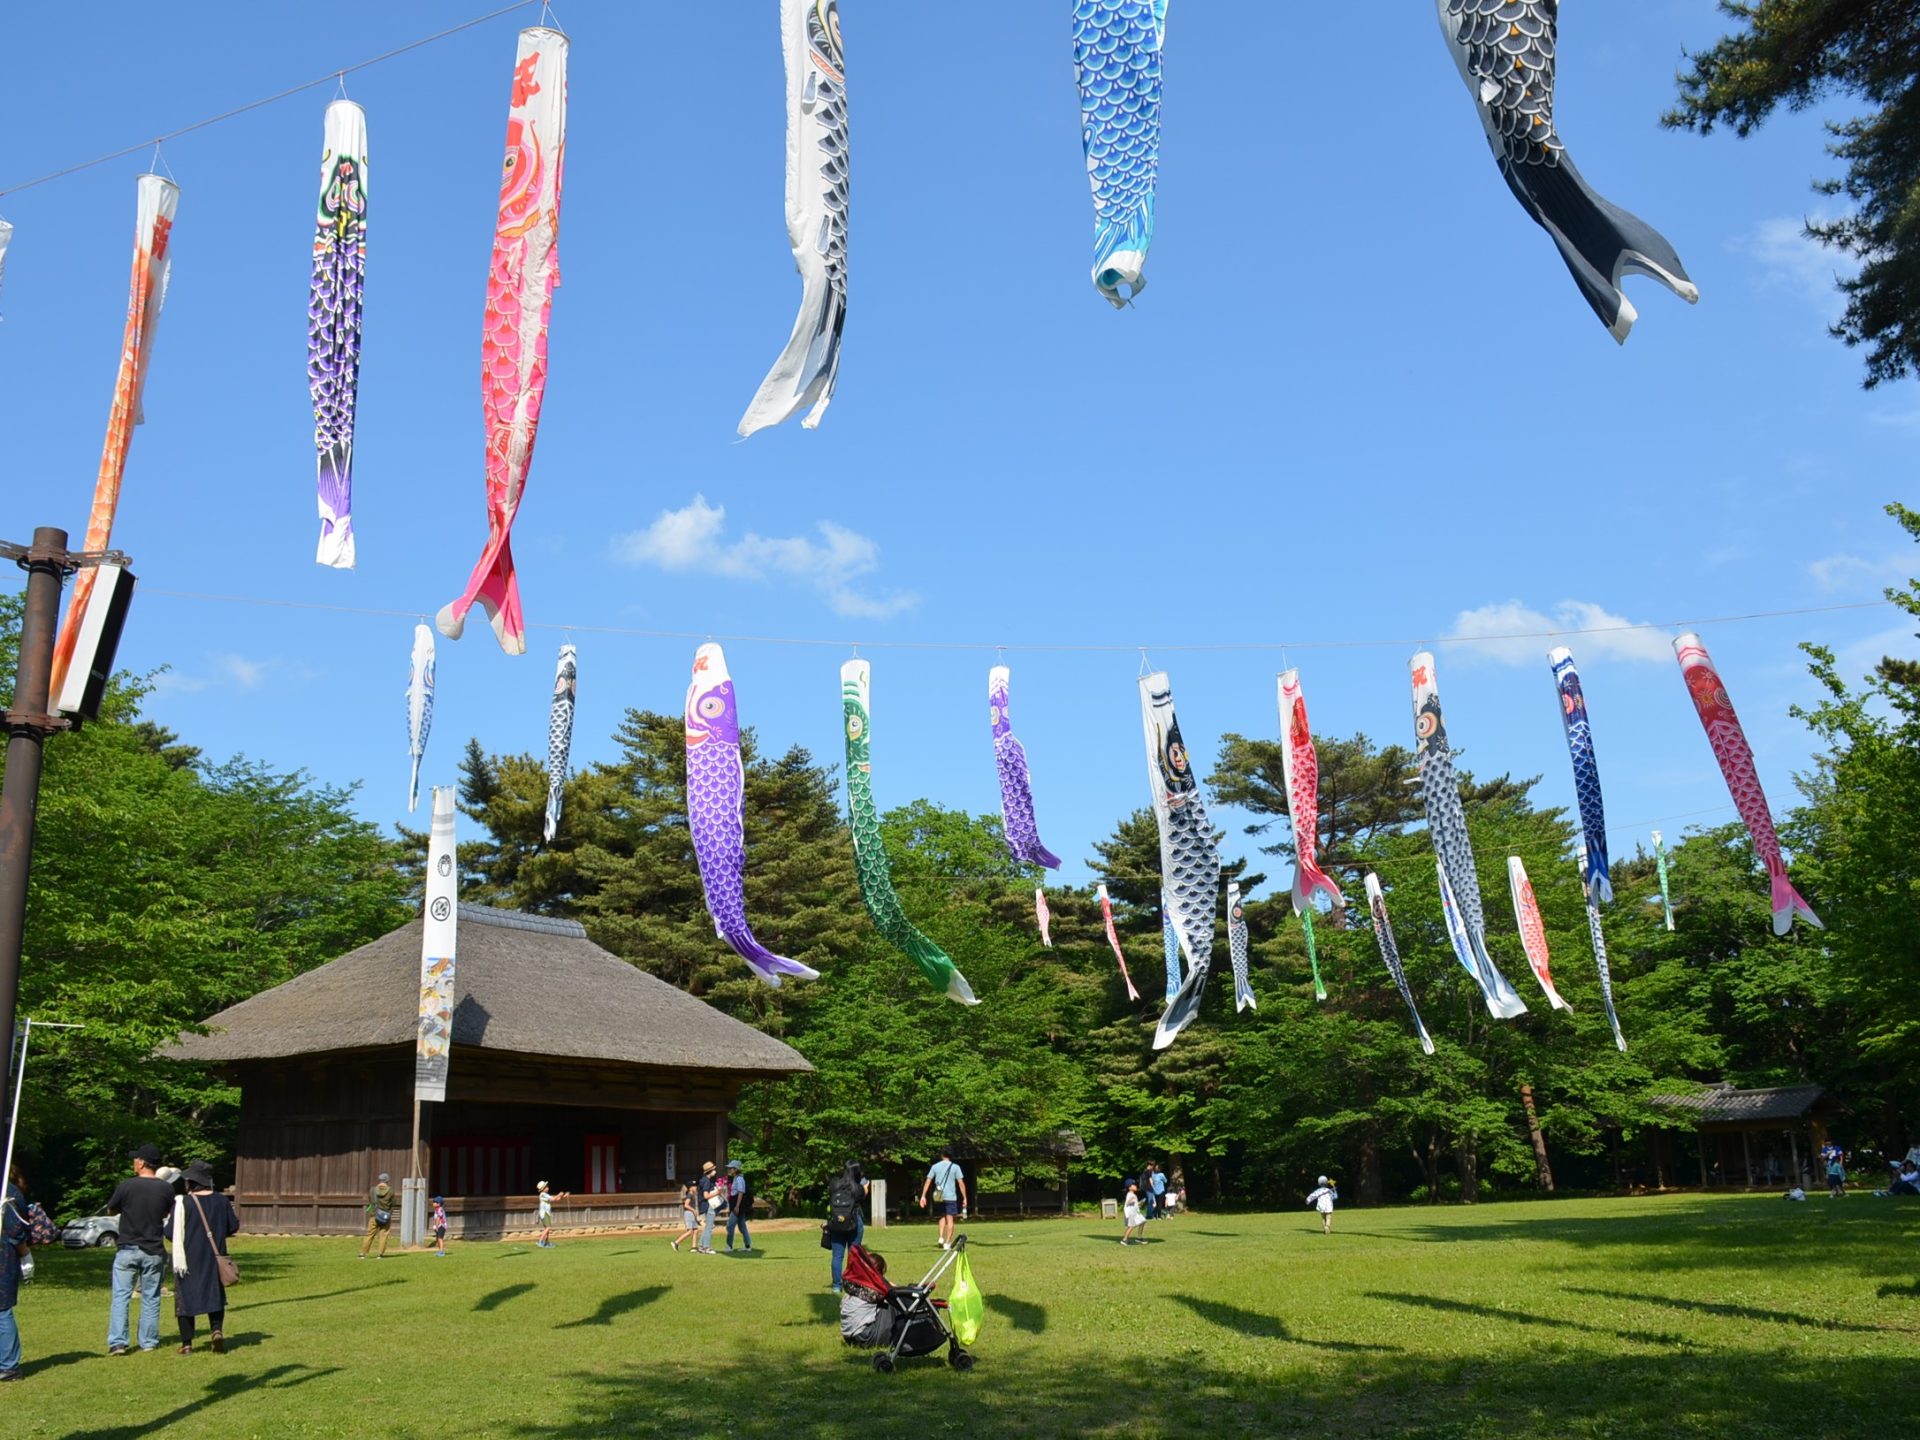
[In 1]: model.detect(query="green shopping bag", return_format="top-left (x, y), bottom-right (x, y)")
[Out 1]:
top-left (947, 1251), bottom-right (984, 1347)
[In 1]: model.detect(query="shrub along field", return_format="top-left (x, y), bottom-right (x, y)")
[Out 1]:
top-left (7, 1193), bottom-right (1918, 1439)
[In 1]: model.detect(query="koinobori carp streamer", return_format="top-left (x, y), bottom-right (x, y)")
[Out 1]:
top-left (309, 98), bottom-right (368, 570)
top-left (1140, 671), bottom-right (1221, 1049)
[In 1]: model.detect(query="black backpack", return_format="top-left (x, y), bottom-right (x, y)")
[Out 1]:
top-left (827, 1175), bottom-right (862, 1235)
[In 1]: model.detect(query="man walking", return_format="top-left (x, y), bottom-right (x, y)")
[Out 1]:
top-left (724, 1160), bottom-right (752, 1253)
top-left (918, 1147), bottom-right (967, 1250)
top-left (105, 1143), bottom-right (173, 1354)
top-left (1138, 1161), bottom-right (1159, 1221)
top-left (359, 1173), bottom-right (395, 1259)
top-left (1150, 1164), bottom-right (1169, 1219)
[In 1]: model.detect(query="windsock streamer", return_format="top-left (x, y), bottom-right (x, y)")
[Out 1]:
top-left (1035, 889), bottom-right (1053, 948)
top-left (1549, 648), bottom-right (1612, 904)
top-left (739, 0), bottom-right (847, 435)
top-left (48, 174), bottom-right (178, 703)
top-left (543, 643), bottom-right (577, 842)
top-left (1673, 634), bottom-right (1821, 935)
top-left (989, 667), bottom-right (1062, 869)
top-left (1577, 841), bottom-right (1628, 1051)
top-left (1652, 829), bottom-right (1676, 931)
top-left (439, 26), bottom-right (568, 655)
top-left (406, 624), bottom-right (436, 812)
top-left (1277, 670), bottom-right (1344, 912)
top-left (1097, 883), bottom-right (1142, 1001)
top-left (842, 661), bottom-right (975, 1003)
top-left (1073, 0), bottom-right (1167, 306)
top-left (1140, 672), bottom-right (1220, 1049)
top-left (686, 644), bottom-right (820, 986)
top-left (1364, 873), bottom-right (1435, 1055)
top-left (1507, 856), bottom-right (1572, 1011)
top-left (309, 98), bottom-right (368, 569)
top-left (1227, 883), bottom-right (1255, 1012)
top-left (1435, 0), bottom-right (1697, 341)
top-left (1411, 653), bottom-right (1527, 1020)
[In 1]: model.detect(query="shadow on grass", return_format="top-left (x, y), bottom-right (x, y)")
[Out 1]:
top-left (984, 1293), bottom-right (1046, 1334)
top-left (1564, 1285), bottom-right (1914, 1335)
top-left (476, 1282), bottom-right (538, 1313)
top-left (1173, 1295), bottom-right (1400, 1353)
top-left (20, 1350), bottom-right (90, 1377)
top-left (1365, 1292), bottom-right (1698, 1350)
top-left (64, 1363), bottom-right (342, 1440)
top-left (556, 1285), bottom-right (668, 1329)
top-left (239, 1276), bottom-right (404, 1311)
top-left (29, 1249), bottom-right (298, 1293)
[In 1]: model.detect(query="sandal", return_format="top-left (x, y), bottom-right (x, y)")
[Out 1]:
top-left (210, 1332), bottom-right (225, 1354)
top-left (177, 1344), bottom-right (192, 1356)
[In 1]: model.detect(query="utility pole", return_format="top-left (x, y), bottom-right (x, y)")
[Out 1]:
top-left (0, 527), bottom-right (127, 1136)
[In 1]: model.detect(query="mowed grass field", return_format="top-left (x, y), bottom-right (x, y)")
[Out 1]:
top-left (5, 1193), bottom-right (1917, 1439)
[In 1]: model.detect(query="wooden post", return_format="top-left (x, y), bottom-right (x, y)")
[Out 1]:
top-left (1740, 1130), bottom-right (1753, 1189)
top-left (1697, 1130), bottom-right (1708, 1188)
top-left (1789, 1128), bottom-right (1801, 1187)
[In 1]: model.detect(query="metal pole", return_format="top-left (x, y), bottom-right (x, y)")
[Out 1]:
top-left (0, 527), bottom-right (70, 1135)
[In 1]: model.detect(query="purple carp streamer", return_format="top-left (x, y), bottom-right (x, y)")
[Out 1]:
top-left (1227, 882), bottom-right (1255, 1013)
top-left (1411, 653), bottom-right (1527, 1020)
top-left (543, 643), bottom-right (576, 842)
top-left (989, 666), bottom-right (1062, 869)
top-left (739, 0), bottom-right (847, 435)
top-left (308, 98), bottom-right (367, 569)
top-left (1549, 647), bottom-right (1612, 904)
top-left (1035, 888), bottom-right (1053, 948)
top-left (406, 623), bottom-right (435, 813)
top-left (1141, 671), bottom-right (1220, 1049)
top-left (1507, 855), bottom-right (1572, 1011)
top-left (1674, 633), bottom-right (1822, 935)
top-left (1576, 840), bottom-right (1628, 1051)
top-left (685, 644), bottom-right (820, 987)
top-left (1435, 0), bottom-right (1697, 341)
top-left (1098, 884), bottom-right (1142, 1001)
top-left (1364, 873), bottom-right (1436, 1056)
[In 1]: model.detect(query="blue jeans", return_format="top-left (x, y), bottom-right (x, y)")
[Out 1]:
top-left (698, 1209), bottom-right (715, 1249)
top-left (829, 1215), bottom-right (865, 1288)
top-left (725, 1210), bottom-right (751, 1250)
top-left (0, 1305), bottom-right (18, 1373)
top-left (109, 1247), bottom-right (164, 1351)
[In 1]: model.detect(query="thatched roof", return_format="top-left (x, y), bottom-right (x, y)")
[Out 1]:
top-left (1650, 1083), bottom-right (1836, 1127)
top-left (163, 904), bottom-right (810, 1076)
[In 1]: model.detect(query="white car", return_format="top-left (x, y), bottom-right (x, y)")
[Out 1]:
top-left (59, 1214), bottom-right (119, 1249)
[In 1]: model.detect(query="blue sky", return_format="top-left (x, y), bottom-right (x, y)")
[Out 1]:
top-left (1, 1), bottom-right (1913, 895)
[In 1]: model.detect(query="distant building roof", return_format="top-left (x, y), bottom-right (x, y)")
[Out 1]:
top-left (163, 903), bottom-right (810, 1077)
top-left (1650, 1083), bottom-right (1836, 1127)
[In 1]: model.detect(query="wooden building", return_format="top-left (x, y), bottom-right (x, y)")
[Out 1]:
top-left (1650, 1082), bottom-right (1843, 1189)
top-left (165, 904), bottom-right (810, 1237)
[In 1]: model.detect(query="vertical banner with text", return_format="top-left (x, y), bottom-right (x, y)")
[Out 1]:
top-left (415, 786), bottom-right (458, 1103)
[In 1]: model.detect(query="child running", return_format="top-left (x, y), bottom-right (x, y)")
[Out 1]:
top-left (1120, 1180), bottom-right (1146, 1245)
top-left (430, 1195), bottom-right (449, 1257)
top-left (1306, 1175), bottom-right (1338, 1235)
top-left (670, 1180), bottom-right (700, 1251)
top-left (534, 1181), bottom-right (570, 1248)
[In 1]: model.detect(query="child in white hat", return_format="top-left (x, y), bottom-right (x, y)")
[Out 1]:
top-left (1305, 1176), bottom-right (1338, 1234)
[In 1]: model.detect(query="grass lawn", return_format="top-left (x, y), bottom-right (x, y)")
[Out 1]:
top-left (5, 1193), bottom-right (1917, 1439)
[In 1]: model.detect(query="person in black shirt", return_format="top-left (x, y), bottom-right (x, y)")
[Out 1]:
top-left (105, 1143), bottom-right (173, 1354)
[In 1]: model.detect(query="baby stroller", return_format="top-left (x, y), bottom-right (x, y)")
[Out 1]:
top-left (841, 1236), bottom-right (976, 1373)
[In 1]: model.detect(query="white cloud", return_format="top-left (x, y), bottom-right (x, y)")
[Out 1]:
top-left (150, 654), bottom-right (289, 695)
top-left (1736, 214), bottom-right (1858, 319)
top-left (1808, 553), bottom-right (1910, 592)
top-left (615, 495), bottom-right (916, 621)
top-left (1442, 600), bottom-right (1674, 666)
top-left (214, 654), bottom-right (269, 689)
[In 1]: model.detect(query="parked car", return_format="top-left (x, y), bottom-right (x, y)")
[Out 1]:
top-left (60, 1214), bottom-right (118, 1249)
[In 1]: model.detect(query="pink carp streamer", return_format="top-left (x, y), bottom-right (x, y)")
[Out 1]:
top-left (1097, 884), bottom-right (1142, 1001)
top-left (439, 27), bottom-right (568, 656)
top-left (1673, 634), bottom-right (1822, 935)
top-left (1506, 856), bottom-right (1572, 1011)
top-left (49, 174), bottom-right (178, 704)
top-left (1035, 888), bottom-right (1053, 948)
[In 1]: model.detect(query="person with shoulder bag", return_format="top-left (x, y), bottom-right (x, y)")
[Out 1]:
top-left (163, 1161), bottom-right (239, 1355)
top-left (359, 1172), bottom-right (395, 1259)
top-left (823, 1161), bottom-right (868, 1293)
top-left (0, 1167), bottom-right (32, 1380)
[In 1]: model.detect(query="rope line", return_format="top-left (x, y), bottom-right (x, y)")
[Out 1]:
top-left (0, 1), bottom-right (540, 198)
top-left (136, 589), bottom-right (1897, 656)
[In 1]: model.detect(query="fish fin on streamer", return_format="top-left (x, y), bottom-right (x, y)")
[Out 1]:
top-left (1152, 966), bottom-right (1208, 1050)
top-left (438, 532), bottom-right (526, 654)
top-left (1291, 864), bottom-right (1344, 913)
top-left (316, 446), bottom-right (356, 569)
top-left (740, 265), bottom-right (844, 436)
top-left (1029, 843), bottom-right (1063, 870)
top-left (1513, 152), bottom-right (1698, 343)
top-left (735, 935), bottom-right (820, 986)
top-left (408, 757), bottom-right (422, 814)
top-left (1588, 870), bottom-right (1614, 907)
top-left (1472, 931), bottom-right (1530, 1020)
top-left (1772, 876), bottom-right (1823, 936)
top-left (944, 965), bottom-right (978, 1006)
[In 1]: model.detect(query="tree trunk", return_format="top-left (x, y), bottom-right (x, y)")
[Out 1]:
top-left (1519, 1083), bottom-right (1554, 1191)
top-left (1357, 1120), bottom-right (1383, 1207)
top-left (1456, 1133), bottom-right (1479, 1203)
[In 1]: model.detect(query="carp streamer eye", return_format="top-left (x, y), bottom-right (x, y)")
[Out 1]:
top-left (1417, 714), bottom-right (1437, 740)
top-left (847, 715), bottom-right (863, 740)
top-left (699, 694), bottom-right (727, 720)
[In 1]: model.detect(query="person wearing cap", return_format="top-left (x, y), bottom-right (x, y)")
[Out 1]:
top-left (359, 1173), bottom-right (396, 1259)
top-left (105, 1143), bottom-right (174, 1353)
top-left (162, 1161), bottom-right (238, 1354)
top-left (724, 1160), bottom-right (753, 1254)
top-left (430, 1196), bottom-right (450, 1256)
top-left (1305, 1176), bottom-right (1338, 1235)
top-left (535, 1181), bottom-right (570, 1248)
top-left (694, 1163), bottom-right (724, 1255)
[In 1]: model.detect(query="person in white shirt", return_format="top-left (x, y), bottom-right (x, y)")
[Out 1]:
top-left (1120, 1182), bottom-right (1146, 1245)
top-left (1305, 1176), bottom-right (1338, 1234)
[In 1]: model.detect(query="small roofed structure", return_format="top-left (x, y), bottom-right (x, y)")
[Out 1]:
top-left (1650, 1083), bottom-right (1844, 1190)
top-left (165, 904), bottom-right (810, 1237)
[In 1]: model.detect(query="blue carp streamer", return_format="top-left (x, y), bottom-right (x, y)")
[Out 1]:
top-left (1073, 0), bottom-right (1167, 306)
